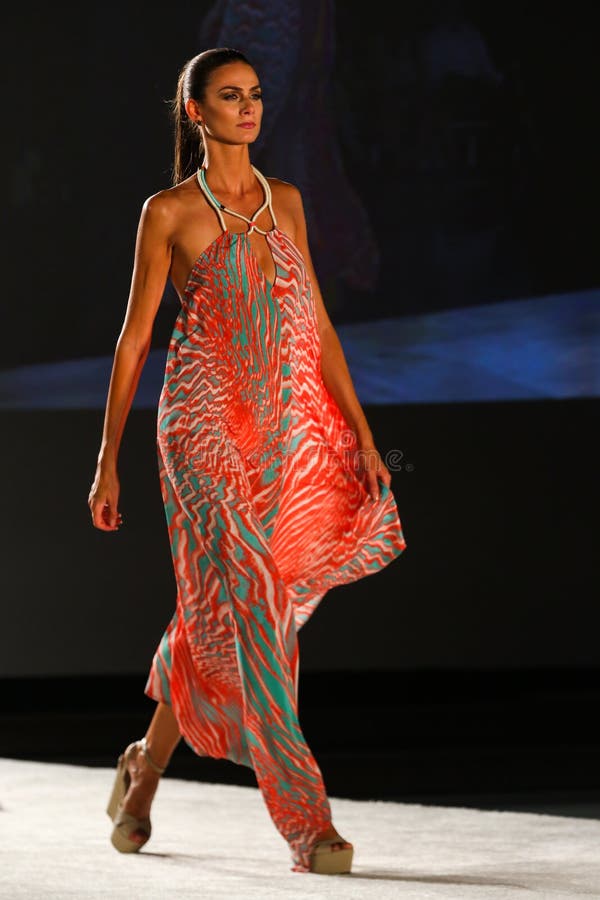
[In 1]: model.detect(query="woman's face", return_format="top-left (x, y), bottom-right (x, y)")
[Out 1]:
top-left (197, 61), bottom-right (263, 144)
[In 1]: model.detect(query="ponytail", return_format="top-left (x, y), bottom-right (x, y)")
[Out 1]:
top-left (170, 48), bottom-right (252, 186)
top-left (171, 67), bottom-right (204, 185)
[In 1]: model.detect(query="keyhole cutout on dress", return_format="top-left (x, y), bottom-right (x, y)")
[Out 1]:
top-left (196, 165), bottom-right (279, 290)
top-left (247, 229), bottom-right (276, 288)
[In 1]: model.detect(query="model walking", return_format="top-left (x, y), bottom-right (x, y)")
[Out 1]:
top-left (89, 47), bottom-right (406, 875)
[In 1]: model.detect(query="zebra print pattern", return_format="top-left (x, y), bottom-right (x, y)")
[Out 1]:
top-left (144, 219), bottom-right (406, 870)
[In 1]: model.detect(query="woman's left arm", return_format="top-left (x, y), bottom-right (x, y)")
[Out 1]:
top-left (289, 185), bottom-right (391, 500)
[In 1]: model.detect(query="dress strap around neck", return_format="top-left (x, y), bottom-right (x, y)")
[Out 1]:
top-left (196, 167), bottom-right (227, 232)
top-left (251, 165), bottom-right (278, 229)
top-left (196, 165), bottom-right (277, 233)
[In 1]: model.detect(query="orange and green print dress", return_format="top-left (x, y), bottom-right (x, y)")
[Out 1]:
top-left (144, 165), bottom-right (406, 872)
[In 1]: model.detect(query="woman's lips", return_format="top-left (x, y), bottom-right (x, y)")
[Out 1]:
top-left (238, 123), bottom-right (256, 129)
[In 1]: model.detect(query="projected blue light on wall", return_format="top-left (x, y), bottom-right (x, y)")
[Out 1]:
top-left (0, 288), bottom-right (596, 410)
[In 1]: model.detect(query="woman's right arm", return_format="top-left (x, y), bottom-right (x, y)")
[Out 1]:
top-left (88, 193), bottom-right (175, 531)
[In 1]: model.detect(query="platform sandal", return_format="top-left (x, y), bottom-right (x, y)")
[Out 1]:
top-left (106, 736), bottom-right (166, 853)
top-left (291, 833), bottom-right (354, 875)
top-left (308, 836), bottom-right (354, 874)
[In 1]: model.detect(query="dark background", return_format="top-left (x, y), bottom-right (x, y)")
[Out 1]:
top-left (3, 0), bottom-right (599, 366)
top-left (1, 0), bottom-right (599, 811)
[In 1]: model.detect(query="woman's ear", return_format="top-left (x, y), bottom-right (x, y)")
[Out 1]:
top-left (184, 97), bottom-right (202, 124)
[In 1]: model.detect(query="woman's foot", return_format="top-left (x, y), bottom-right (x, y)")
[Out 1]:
top-left (314, 823), bottom-right (353, 852)
top-left (291, 822), bottom-right (353, 874)
top-left (120, 741), bottom-right (162, 845)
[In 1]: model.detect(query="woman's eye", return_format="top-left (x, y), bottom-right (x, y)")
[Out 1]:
top-left (222, 92), bottom-right (262, 101)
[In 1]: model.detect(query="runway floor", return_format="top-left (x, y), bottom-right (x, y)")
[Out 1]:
top-left (3, 670), bottom-right (600, 896)
top-left (2, 755), bottom-right (600, 899)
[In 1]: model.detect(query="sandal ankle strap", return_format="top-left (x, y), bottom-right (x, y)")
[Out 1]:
top-left (139, 736), bottom-right (167, 775)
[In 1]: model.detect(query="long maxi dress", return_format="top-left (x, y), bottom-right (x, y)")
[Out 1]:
top-left (144, 164), bottom-right (407, 871)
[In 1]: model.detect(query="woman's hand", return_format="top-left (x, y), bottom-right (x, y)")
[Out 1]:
top-left (355, 434), bottom-right (391, 501)
top-left (88, 465), bottom-right (123, 531)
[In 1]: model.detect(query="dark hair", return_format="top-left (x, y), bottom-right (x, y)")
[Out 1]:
top-left (171, 47), bottom-right (252, 185)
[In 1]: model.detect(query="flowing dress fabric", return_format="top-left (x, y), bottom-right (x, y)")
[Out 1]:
top-left (144, 168), bottom-right (406, 870)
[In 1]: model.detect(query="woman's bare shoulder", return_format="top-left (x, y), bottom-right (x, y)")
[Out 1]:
top-left (267, 176), bottom-right (303, 209)
top-left (266, 177), bottom-right (305, 237)
top-left (141, 175), bottom-right (202, 222)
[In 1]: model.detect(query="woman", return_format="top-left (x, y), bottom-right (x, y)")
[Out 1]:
top-left (89, 47), bottom-right (406, 875)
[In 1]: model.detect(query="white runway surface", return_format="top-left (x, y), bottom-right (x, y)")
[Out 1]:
top-left (1, 756), bottom-right (600, 899)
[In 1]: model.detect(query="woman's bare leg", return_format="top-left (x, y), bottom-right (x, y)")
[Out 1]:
top-left (143, 700), bottom-right (182, 769)
top-left (119, 701), bottom-right (350, 852)
top-left (120, 700), bottom-right (181, 844)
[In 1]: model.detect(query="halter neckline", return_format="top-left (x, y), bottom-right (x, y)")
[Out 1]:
top-left (196, 165), bottom-right (278, 235)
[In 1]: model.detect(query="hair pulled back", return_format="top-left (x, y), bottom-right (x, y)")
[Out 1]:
top-left (171, 47), bottom-right (251, 185)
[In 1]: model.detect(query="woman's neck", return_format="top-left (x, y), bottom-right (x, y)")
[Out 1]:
top-left (201, 144), bottom-right (256, 200)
